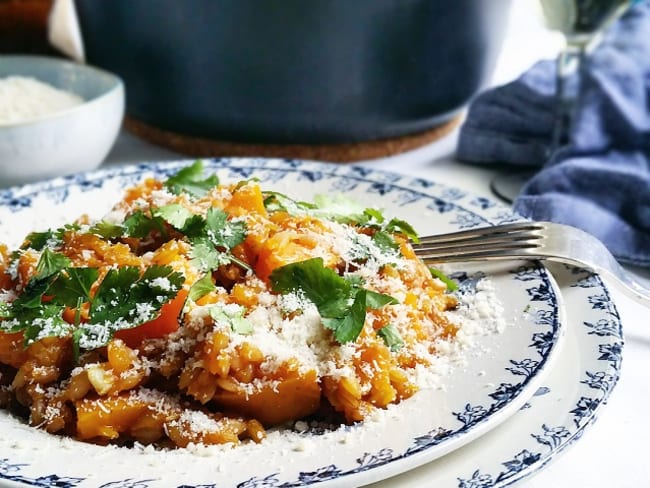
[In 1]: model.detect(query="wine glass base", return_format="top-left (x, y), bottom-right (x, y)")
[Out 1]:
top-left (489, 170), bottom-right (536, 204)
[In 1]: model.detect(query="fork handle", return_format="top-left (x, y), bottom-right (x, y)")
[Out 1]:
top-left (420, 253), bottom-right (650, 307)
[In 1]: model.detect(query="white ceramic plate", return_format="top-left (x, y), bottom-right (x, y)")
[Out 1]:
top-left (368, 263), bottom-right (622, 488)
top-left (0, 159), bottom-right (566, 488)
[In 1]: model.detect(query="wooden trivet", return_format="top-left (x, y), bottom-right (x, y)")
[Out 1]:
top-left (124, 114), bottom-right (462, 163)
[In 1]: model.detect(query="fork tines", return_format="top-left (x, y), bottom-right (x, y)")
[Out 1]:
top-left (412, 221), bottom-right (544, 263)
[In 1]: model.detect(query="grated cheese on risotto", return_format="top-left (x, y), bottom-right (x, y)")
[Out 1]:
top-left (0, 161), bottom-right (499, 450)
top-left (0, 75), bottom-right (84, 125)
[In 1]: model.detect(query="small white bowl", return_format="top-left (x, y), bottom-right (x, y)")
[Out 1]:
top-left (0, 55), bottom-right (124, 188)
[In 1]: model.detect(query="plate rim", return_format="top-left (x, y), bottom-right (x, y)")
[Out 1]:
top-left (0, 158), bottom-right (616, 488)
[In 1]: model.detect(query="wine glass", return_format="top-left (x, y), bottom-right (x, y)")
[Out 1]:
top-left (490, 0), bottom-right (638, 203)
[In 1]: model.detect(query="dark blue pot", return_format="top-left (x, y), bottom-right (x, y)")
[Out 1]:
top-left (75, 0), bottom-right (511, 144)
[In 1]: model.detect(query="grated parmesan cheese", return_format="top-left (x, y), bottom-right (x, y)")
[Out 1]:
top-left (0, 76), bottom-right (84, 124)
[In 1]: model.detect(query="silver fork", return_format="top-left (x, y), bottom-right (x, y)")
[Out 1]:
top-left (412, 221), bottom-right (650, 306)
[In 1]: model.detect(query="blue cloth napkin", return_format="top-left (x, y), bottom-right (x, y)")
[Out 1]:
top-left (456, 1), bottom-right (650, 267)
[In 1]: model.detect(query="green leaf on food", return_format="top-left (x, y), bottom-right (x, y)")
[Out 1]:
top-left (122, 210), bottom-right (165, 239)
top-left (269, 258), bottom-right (352, 317)
top-left (8, 250), bottom-right (71, 311)
top-left (371, 231), bottom-right (400, 252)
top-left (70, 265), bottom-right (185, 350)
top-left (321, 289), bottom-right (367, 344)
top-left (269, 258), bottom-right (397, 344)
top-left (46, 268), bottom-right (99, 307)
top-left (429, 267), bottom-right (458, 292)
top-left (384, 218), bottom-right (419, 243)
top-left (311, 194), bottom-right (366, 223)
top-left (89, 265), bottom-right (183, 326)
top-left (22, 230), bottom-right (55, 251)
top-left (153, 204), bottom-right (195, 231)
top-left (262, 191), bottom-right (317, 214)
top-left (0, 302), bottom-right (10, 319)
top-left (164, 160), bottom-right (219, 198)
top-left (22, 224), bottom-right (81, 251)
top-left (205, 208), bottom-right (247, 250)
top-left (89, 221), bottom-right (124, 239)
top-left (365, 290), bottom-right (399, 309)
top-left (188, 273), bottom-right (216, 302)
top-left (209, 304), bottom-right (253, 335)
top-left (35, 249), bottom-right (71, 279)
top-left (189, 237), bottom-right (231, 272)
top-left (21, 304), bottom-right (71, 345)
top-left (377, 324), bottom-right (404, 352)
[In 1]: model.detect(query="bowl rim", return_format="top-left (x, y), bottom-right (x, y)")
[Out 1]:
top-left (0, 54), bottom-right (124, 129)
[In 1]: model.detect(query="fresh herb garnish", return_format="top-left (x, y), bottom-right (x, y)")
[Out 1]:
top-left (89, 221), bottom-right (124, 239)
top-left (188, 273), bottom-right (216, 302)
top-left (371, 230), bottom-right (400, 253)
top-left (122, 210), bottom-right (165, 239)
top-left (263, 191), bottom-right (319, 214)
top-left (22, 224), bottom-right (81, 251)
top-left (164, 160), bottom-right (219, 198)
top-left (269, 258), bottom-right (397, 344)
top-left (22, 230), bottom-right (55, 251)
top-left (0, 252), bottom-right (184, 352)
top-left (377, 324), bottom-right (404, 352)
top-left (35, 249), bottom-right (71, 279)
top-left (46, 268), bottom-right (99, 307)
top-left (152, 205), bottom-right (249, 272)
top-left (209, 304), bottom-right (253, 335)
top-left (429, 267), bottom-right (458, 292)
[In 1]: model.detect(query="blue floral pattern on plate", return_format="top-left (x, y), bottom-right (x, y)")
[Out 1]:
top-left (0, 159), bottom-right (618, 488)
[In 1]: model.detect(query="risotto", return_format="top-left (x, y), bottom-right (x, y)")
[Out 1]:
top-left (0, 162), bottom-right (459, 448)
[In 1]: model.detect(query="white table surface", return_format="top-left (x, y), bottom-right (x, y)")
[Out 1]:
top-left (100, 2), bottom-right (650, 486)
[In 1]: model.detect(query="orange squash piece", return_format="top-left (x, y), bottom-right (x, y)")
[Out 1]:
top-left (76, 395), bottom-right (150, 440)
top-left (115, 288), bottom-right (189, 348)
top-left (226, 183), bottom-right (267, 217)
top-left (0, 331), bottom-right (27, 368)
top-left (213, 369), bottom-right (321, 426)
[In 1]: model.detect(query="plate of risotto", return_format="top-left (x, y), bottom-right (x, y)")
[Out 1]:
top-left (0, 159), bottom-right (564, 487)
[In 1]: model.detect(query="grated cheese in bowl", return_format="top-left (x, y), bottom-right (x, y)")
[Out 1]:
top-left (0, 75), bottom-right (84, 125)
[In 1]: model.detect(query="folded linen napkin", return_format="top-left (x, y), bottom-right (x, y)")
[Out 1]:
top-left (456, 1), bottom-right (650, 267)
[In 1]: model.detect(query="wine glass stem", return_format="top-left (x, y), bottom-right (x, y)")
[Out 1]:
top-left (550, 43), bottom-right (585, 155)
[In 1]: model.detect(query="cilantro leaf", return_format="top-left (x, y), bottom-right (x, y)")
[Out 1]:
top-left (46, 268), bottom-right (99, 307)
top-left (9, 250), bottom-right (71, 311)
top-left (209, 304), bottom-right (252, 335)
top-left (269, 258), bottom-right (351, 316)
top-left (372, 231), bottom-right (399, 252)
top-left (90, 265), bottom-right (184, 327)
top-left (21, 304), bottom-right (71, 345)
top-left (0, 302), bottom-right (11, 319)
top-left (365, 290), bottom-right (399, 309)
top-left (188, 273), bottom-right (216, 302)
top-left (377, 324), bottom-right (404, 352)
top-left (21, 224), bottom-right (80, 250)
top-left (35, 249), bottom-right (71, 279)
top-left (22, 230), bottom-right (55, 251)
top-left (89, 221), bottom-right (124, 239)
top-left (270, 258), bottom-right (397, 344)
top-left (311, 194), bottom-right (366, 223)
top-left (263, 191), bottom-right (317, 214)
top-left (153, 204), bottom-right (195, 230)
top-left (385, 218), bottom-right (419, 243)
top-left (361, 208), bottom-right (385, 225)
top-left (78, 265), bottom-right (184, 351)
top-left (429, 267), bottom-right (458, 292)
top-left (322, 289), bottom-right (367, 344)
top-left (164, 160), bottom-right (219, 198)
top-left (190, 237), bottom-right (230, 271)
top-left (205, 208), bottom-right (247, 250)
top-left (123, 210), bottom-right (164, 239)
